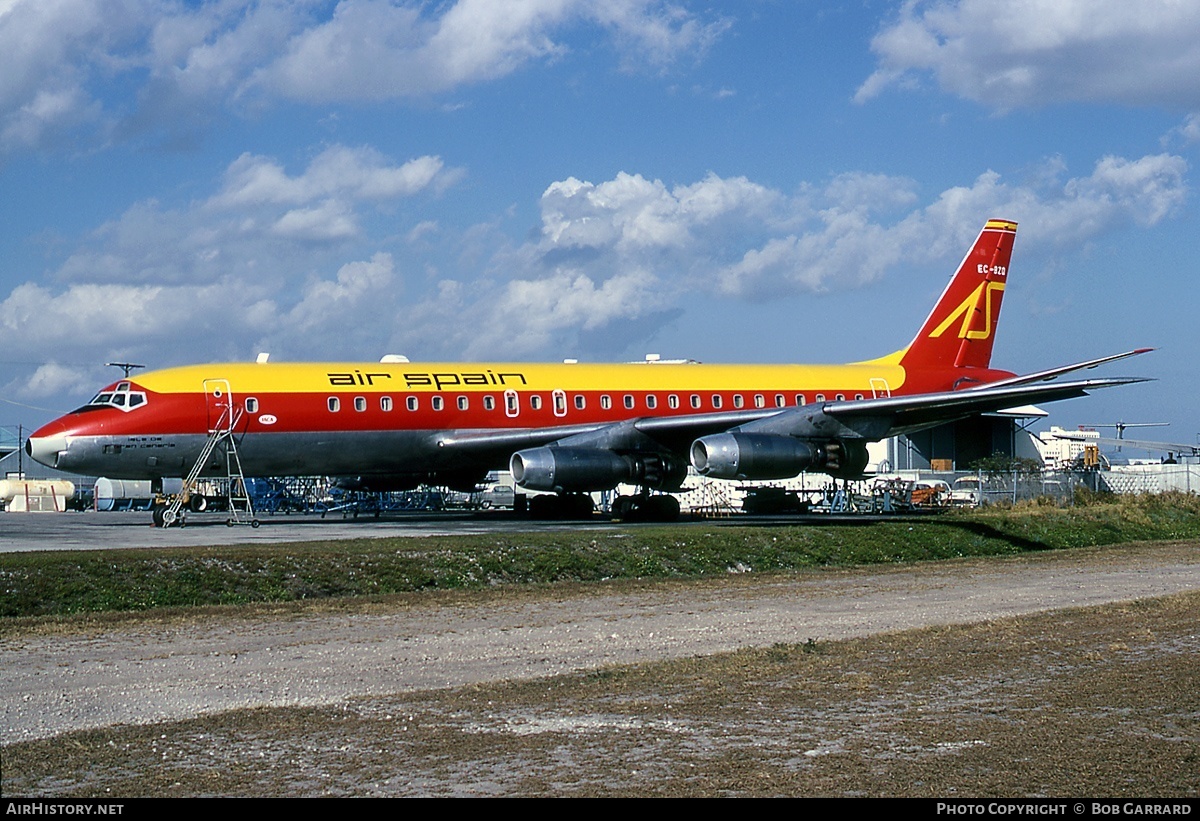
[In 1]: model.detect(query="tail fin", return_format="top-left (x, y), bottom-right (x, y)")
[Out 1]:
top-left (899, 218), bottom-right (1017, 372)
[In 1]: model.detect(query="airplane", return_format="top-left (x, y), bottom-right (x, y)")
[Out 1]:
top-left (26, 218), bottom-right (1151, 524)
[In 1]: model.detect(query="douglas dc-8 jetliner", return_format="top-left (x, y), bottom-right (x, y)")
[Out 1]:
top-left (27, 219), bottom-right (1150, 523)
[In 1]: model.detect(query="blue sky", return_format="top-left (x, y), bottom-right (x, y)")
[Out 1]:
top-left (2, 0), bottom-right (1198, 449)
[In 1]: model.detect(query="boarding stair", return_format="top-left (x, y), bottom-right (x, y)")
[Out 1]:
top-left (159, 402), bottom-right (258, 528)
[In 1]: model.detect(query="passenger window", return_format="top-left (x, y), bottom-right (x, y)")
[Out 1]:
top-left (407, 396), bottom-right (418, 411)
top-left (601, 395), bottom-right (612, 410)
top-left (245, 397), bottom-right (259, 413)
top-left (381, 396), bottom-right (393, 411)
top-left (754, 394), bottom-right (765, 409)
top-left (775, 394), bottom-right (785, 408)
top-left (574, 395), bottom-right (586, 410)
top-left (624, 395), bottom-right (634, 409)
top-left (484, 395), bottom-right (496, 411)
top-left (432, 396), bottom-right (444, 411)
top-left (458, 396), bottom-right (469, 411)
top-left (690, 394), bottom-right (701, 409)
top-left (505, 390), bottom-right (519, 416)
top-left (530, 395), bottom-right (542, 411)
top-left (354, 396), bottom-right (367, 412)
top-left (328, 397), bottom-right (340, 412)
top-left (733, 394), bottom-right (743, 409)
top-left (712, 394), bottom-right (723, 409)
top-left (835, 394), bottom-right (845, 401)
top-left (646, 395), bottom-right (657, 410)
top-left (796, 394), bottom-right (806, 406)
top-left (855, 393), bottom-right (863, 400)
top-left (668, 395), bottom-right (679, 409)
top-left (815, 394), bottom-right (825, 402)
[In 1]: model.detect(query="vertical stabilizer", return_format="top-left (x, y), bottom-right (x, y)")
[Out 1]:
top-left (899, 219), bottom-right (1016, 372)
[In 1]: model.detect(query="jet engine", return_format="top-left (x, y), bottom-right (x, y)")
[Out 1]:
top-left (690, 433), bottom-right (869, 481)
top-left (823, 439), bottom-right (869, 479)
top-left (510, 447), bottom-right (687, 493)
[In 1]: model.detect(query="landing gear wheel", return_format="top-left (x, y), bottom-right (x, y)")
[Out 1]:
top-left (152, 506), bottom-right (166, 528)
top-left (251, 519), bottom-right (260, 528)
top-left (562, 493), bottom-right (594, 519)
top-left (612, 496), bottom-right (635, 520)
top-left (529, 494), bottom-right (562, 520)
top-left (643, 494), bottom-right (680, 522)
top-left (613, 493), bottom-right (680, 522)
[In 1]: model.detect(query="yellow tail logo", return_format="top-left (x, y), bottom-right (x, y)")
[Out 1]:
top-left (928, 282), bottom-right (1006, 340)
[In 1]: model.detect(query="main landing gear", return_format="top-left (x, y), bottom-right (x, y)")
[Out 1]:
top-left (610, 492), bottom-right (680, 522)
top-left (526, 490), bottom-right (681, 522)
top-left (528, 492), bottom-right (596, 520)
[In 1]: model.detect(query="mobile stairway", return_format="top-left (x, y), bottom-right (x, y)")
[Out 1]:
top-left (155, 396), bottom-right (258, 528)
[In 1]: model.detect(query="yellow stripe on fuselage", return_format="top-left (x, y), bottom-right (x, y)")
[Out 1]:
top-left (133, 360), bottom-right (909, 395)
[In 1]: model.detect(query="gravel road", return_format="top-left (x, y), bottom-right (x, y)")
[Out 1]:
top-left (4, 541), bottom-right (1199, 746)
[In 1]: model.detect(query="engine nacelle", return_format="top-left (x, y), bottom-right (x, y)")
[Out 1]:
top-left (824, 439), bottom-right (870, 479)
top-left (690, 433), bottom-right (822, 480)
top-left (690, 433), bottom-right (870, 481)
top-left (510, 447), bottom-right (687, 493)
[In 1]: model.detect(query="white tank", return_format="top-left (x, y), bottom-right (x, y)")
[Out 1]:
top-left (93, 478), bottom-right (183, 511)
top-left (0, 479), bottom-right (75, 512)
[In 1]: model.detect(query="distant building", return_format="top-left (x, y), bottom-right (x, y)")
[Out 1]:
top-left (1035, 426), bottom-right (1100, 470)
top-left (885, 412), bottom-right (1046, 473)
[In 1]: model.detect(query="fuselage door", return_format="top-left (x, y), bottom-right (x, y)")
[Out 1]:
top-left (203, 379), bottom-right (233, 432)
top-left (869, 377), bottom-right (891, 398)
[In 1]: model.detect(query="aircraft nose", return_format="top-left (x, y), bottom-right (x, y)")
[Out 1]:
top-left (25, 433), bottom-right (68, 469)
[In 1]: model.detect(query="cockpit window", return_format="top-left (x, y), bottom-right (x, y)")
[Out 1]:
top-left (87, 382), bottom-right (148, 413)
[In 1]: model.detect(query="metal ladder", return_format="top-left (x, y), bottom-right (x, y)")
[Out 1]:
top-left (161, 404), bottom-right (257, 527)
top-left (222, 423), bottom-right (257, 527)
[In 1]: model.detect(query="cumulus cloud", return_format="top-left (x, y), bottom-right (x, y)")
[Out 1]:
top-left (285, 252), bottom-right (395, 332)
top-left (0, 0), bottom-right (726, 153)
top-left (49, 144), bottom-right (452, 287)
top-left (252, 0), bottom-right (727, 102)
top-left (520, 153), bottom-right (1188, 305)
top-left (0, 145), bottom-right (1188, 399)
top-left (857, 0), bottom-right (1200, 109)
top-left (211, 146), bottom-right (451, 208)
top-left (366, 150), bottom-right (1187, 359)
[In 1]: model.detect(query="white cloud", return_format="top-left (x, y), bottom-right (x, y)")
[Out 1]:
top-left (0, 148), bottom-right (1187, 401)
top-left (0, 0), bottom-right (728, 153)
top-left (857, 0), bottom-right (1200, 109)
top-left (17, 363), bottom-right (97, 401)
top-left (1163, 112), bottom-right (1200, 147)
top-left (211, 146), bottom-right (450, 208)
top-left (253, 0), bottom-right (727, 103)
top-left (525, 155), bottom-right (1188, 301)
top-left (48, 144), bottom-right (452, 287)
top-left (460, 268), bottom-right (669, 358)
top-left (285, 252), bottom-right (395, 332)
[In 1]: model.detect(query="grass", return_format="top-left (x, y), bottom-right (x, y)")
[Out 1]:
top-left (3, 492), bottom-right (1199, 619)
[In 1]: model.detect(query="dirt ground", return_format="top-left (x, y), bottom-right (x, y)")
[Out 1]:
top-left (3, 561), bottom-right (1198, 796)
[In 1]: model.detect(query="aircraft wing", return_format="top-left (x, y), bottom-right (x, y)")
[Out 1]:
top-left (436, 374), bottom-right (1148, 460)
top-left (965, 348), bottom-right (1153, 390)
top-left (435, 408), bottom-right (777, 457)
top-left (810, 376), bottom-right (1150, 439)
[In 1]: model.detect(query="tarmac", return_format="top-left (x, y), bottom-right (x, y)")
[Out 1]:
top-left (0, 509), bottom-right (615, 552)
